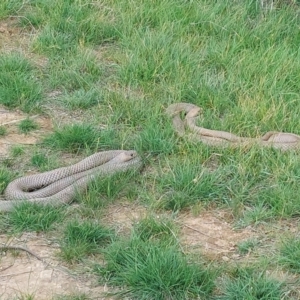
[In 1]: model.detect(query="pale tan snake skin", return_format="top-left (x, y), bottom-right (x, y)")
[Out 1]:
top-left (167, 103), bottom-right (300, 150)
top-left (0, 150), bottom-right (141, 212)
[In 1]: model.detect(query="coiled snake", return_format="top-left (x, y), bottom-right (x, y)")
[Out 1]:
top-left (166, 102), bottom-right (300, 150)
top-left (0, 150), bottom-right (141, 212)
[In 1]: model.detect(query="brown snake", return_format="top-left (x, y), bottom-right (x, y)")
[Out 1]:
top-left (0, 150), bottom-right (142, 212)
top-left (166, 102), bottom-right (300, 150)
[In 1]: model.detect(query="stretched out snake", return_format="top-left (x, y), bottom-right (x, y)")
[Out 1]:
top-left (166, 102), bottom-right (300, 150)
top-left (0, 150), bottom-right (141, 212)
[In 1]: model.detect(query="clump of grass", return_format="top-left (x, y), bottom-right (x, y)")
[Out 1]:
top-left (8, 202), bottom-right (65, 232)
top-left (31, 152), bottom-right (48, 168)
top-left (16, 293), bottom-right (35, 300)
top-left (218, 268), bottom-right (285, 300)
top-left (156, 159), bottom-right (227, 211)
top-left (0, 0), bottom-right (22, 18)
top-left (10, 145), bottom-right (25, 157)
top-left (0, 54), bottom-right (42, 112)
top-left (134, 117), bottom-right (177, 154)
top-left (53, 294), bottom-right (91, 300)
top-left (60, 220), bottom-right (115, 262)
top-left (43, 124), bottom-right (119, 152)
top-left (0, 126), bottom-right (7, 136)
top-left (96, 236), bottom-right (215, 299)
top-left (60, 88), bottom-right (102, 110)
top-left (133, 215), bottom-right (177, 243)
top-left (252, 181), bottom-right (300, 218)
top-left (78, 170), bottom-right (139, 209)
top-left (18, 118), bottom-right (39, 134)
top-left (237, 203), bottom-right (274, 227)
top-left (0, 167), bottom-right (14, 194)
top-left (30, 152), bottom-right (58, 171)
top-left (279, 237), bottom-right (300, 273)
top-left (237, 238), bottom-right (260, 255)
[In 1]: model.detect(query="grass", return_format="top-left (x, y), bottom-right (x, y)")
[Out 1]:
top-left (237, 238), bottom-right (260, 255)
top-left (1, 0), bottom-right (300, 298)
top-left (18, 118), bottom-right (39, 134)
top-left (7, 202), bottom-right (65, 232)
top-left (52, 295), bottom-right (91, 300)
top-left (16, 293), bottom-right (36, 300)
top-left (0, 167), bottom-right (15, 194)
top-left (0, 54), bottom-right (42, 112)
top-left (218, 268), bottom-right (285, 300)
top-left (279, 237), bottom-right (300, 273)
top-left (46, 50), bottom-right (103, 91)
top-left (30, 152), bottom-right (49, 168)
top-left (29, 0), bottom-right (118, 55)
top-left (0, 0), bottom-right (22, 18)
top-left (133, 215), bottom-right (177, 243)
top-left (77, 170), bottom-right (140, 209)
top-left (155, 157), bottom-right (228, 211)
top-left (96, 235), bottom-right (216, 299)
top-left (59, 88), bottom-right (102, 110)
top-left (0, 126), bottom-right (7, 136)
top-left (9, 145), bottom-right (25, 158)
top-left (43, 124), bottom-right (120, 152)
top-left (60, 220), bottom-right (115, 263)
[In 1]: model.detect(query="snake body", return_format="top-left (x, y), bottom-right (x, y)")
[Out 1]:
top-left (0, 150), bottom-right (141, 212)
top-left (167, 102), bottom-right (300, 150)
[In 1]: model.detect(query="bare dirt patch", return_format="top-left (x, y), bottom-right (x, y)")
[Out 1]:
top-left (0, 18), bottom-right (30, 52)
top-left (103, 201), bottom-right (148, 235)
top-left (0, 232), bottom-right (111, 300)
top-left (178, 209), bottom-right (257, 260)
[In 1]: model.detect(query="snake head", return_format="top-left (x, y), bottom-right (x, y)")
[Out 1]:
top-left (111, 151), bottom-right (138, 163)
top-left (186, 107), bottom-right (201, 118)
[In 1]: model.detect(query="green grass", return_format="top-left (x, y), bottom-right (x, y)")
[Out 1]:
top-left (279, 237), bottom-right (300, 273)
top-left (77, 170), bottom-right (140, 209)
top-left (0, 167), bottom-right (15, 194)
top-left (155, 157), bottom-right (228, 211)
top-left (10, 145), bottom-right (25, 157)
top-left (96, 235), bottom-right (216, 299)
top-left (60, 220), bottom-right (115, 262)
top-left (30, 152), bottom-right (48, 168)
top-left (0, 126), bottom-right (7, 136)
top-left (237, 238), bottom-right (260, 255)
top-left (7, 202), bottom-right (65, 232)
top-left (0, 54), bottom-right (42, 112)
top-left (18, 118), bottom-right (39, 134)
top-left (29, 0), bottom-right (119, 55)
top-left (15, 293), bottom-right (36, 300)
top-left (43, 124), bottom-right (120, 152)
top-left (59, 88), bottom-right (102, 110)
top-left (46, 50), bottom-right (102, 91)
top-left (133, 215), bottom-right (177, 243)
top-left (0, 0), bottom-right (22, 18)
top-left (218, 268), bottom-right (285, 300)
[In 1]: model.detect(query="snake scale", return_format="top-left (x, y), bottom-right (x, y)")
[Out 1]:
top-left (0, 150), bottom-right (141, 212)
top-left (166, 102), bottom-right (300, 151)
